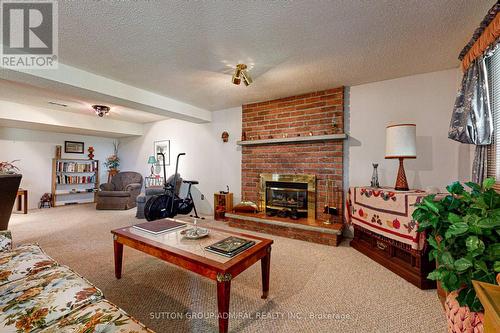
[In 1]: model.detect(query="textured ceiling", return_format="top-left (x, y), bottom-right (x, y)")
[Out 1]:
top-left (0, 79), bottom-right (166, 123)
top-left (55, 0), bottom-right (493, 111)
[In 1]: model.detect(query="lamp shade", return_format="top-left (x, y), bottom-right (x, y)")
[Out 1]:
top-left (147, 156), bottom-right (157, 164)
top-left (385, 124), bottom-right (417, 159)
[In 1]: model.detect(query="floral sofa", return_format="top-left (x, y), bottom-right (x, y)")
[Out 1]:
top-left (0, 231), bottom-right (154, 332)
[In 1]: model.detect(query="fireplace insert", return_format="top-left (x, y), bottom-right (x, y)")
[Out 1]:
top-left (265, 181), bottom-right (308, 218)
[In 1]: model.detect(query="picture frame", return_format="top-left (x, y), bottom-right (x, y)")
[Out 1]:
top-left (154, 140), bottom-right (170, 166)
top-left (64, 141), bottom-right (85, 154)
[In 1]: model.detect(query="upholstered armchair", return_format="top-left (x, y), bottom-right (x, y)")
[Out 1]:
top-left (96, 172), bottom-right (143, 210)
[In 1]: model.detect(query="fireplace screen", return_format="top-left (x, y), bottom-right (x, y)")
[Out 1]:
top-left (265, 181), bottom-right (308, 218)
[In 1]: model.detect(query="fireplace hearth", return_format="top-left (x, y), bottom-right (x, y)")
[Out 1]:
top-left (260, 174), bottom-right (316, 220)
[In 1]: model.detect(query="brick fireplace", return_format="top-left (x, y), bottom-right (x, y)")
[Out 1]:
top-left (241, 87), bottom-right (344, 221)
top-left (227, 87), bottom-right (346, 246)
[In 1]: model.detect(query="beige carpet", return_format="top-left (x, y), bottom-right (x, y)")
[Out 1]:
top-left (8, 205), bottom-right (445, 333)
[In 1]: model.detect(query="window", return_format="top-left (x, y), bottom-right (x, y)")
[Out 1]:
top-left (487, 50), bottom-right (500, 190)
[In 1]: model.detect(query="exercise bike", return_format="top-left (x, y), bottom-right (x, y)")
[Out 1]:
top-left (144, 152), bottom-right (202, 221)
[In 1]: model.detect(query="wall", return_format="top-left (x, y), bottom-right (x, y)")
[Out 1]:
top-left (241, 88), bottom-right (344, 220)
top-left (119, 107), bottom-right (242, 215)
top-left (347, 68), bottom-right (471, 191)
top-left (0, 127), bottom-right (116, 209)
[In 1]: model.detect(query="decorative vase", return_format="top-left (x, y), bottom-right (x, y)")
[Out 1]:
top-left (445, 291), bottom-right (484, 333)
top-left (55, 145), bottom-right (62, 159)
top-left (371, 163), bottom-right (380, 188)
top-left (87, 146), bottom-right (95, 160)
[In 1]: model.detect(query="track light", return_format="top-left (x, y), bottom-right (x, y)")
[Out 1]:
top-left (232, 64), bottom-right (252, 86)
top-left (241, 69), bottom-right (253, 86)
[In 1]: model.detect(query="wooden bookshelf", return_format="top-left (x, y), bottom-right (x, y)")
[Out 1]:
top-left (51, 159), bottom-right (99, 206)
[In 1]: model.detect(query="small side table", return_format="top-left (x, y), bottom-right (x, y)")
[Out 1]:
top-left (214, 192), bottom-right (233, 221)
top-left (16, 189), bottom-right (28, 214)
top-left (145, 176), bottom-right (164, 188)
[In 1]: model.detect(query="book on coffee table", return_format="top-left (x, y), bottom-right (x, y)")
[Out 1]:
top-left (205, 236), bottom-right (255, 258)
top-left (132, 220), bottom-right (186, 235)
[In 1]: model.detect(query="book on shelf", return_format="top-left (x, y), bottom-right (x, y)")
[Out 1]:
top-left (132, 220), bottom-right (186, 235)
top-left (205, 236), bottom-right (255, 258)
top-left (56, 175), bottom-right (96, 185)
top-left (56, 161), bottom-right (98, 173)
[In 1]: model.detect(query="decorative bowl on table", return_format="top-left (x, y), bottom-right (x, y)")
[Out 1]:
top-left (181, 227), bottom-right (209, 239)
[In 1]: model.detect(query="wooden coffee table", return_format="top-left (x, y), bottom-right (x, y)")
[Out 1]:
top-left (111, 220), bottom-right (273, 333)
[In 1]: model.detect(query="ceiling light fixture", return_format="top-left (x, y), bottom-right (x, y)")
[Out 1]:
top-left (232, 64), bottom-right (252, 86)
top-left (92, 104), bottom-right (110, 117)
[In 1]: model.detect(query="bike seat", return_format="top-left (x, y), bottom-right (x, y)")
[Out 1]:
top-left (183, 180), bottom-right (199, 185)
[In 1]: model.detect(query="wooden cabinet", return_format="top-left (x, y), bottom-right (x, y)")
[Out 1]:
top-left (214, 193), bottom-right (233, 220)
top-left (350, 225), bottom-right (435, 289)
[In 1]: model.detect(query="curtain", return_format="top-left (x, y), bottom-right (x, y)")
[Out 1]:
top-left (472, 145), bottom-right (488, 183)
top-left (448, 55), bottom-right (492, 145)
top-left (449, 46), bottom-right (497, 183)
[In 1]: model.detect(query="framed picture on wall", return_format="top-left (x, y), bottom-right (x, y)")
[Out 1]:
top-left (154, 140), bottom-right (170, 166)
top-left (64, 141), bottom-right (84, 154)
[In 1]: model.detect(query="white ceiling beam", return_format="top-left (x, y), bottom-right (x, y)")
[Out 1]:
top-left (0, 64), bottom-right (212, 123)
top-left (0, 100), bottom-right (143, 138)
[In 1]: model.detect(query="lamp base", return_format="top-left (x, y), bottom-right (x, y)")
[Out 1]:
top-left (150, 164), bottom-right (155, 177)
top-left (394, 158), bottom-right (409, 191)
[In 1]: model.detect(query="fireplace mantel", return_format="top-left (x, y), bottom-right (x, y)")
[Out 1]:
top-left (237, 133), bottom-right (347, 146)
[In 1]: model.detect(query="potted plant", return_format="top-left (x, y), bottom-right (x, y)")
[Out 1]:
top-left (104, 141), bottom-right (120, 171)
top-left (0, 160), bottom-right (20, 174)
top-left (413, 178), bottom-right (500, 333)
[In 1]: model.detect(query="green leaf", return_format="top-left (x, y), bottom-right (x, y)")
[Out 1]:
top-left (465, 181), bottom-right (481, 192)
top-left (423, 196), bottom-right (440, 214)
top-left (427, 271), bottom-right (441, 280)
top-left (474, 260), bottom-right (488, 273)
top-left (447, 212), bottom-right (462, 224)
top-left (427, 236), bottom-right (438, 249)
top-left (488, 243), bottom-right (500, 259)
top-left (428, 249), bottom-right (438, 261)
top-left (454, 258), bottom-right (473, 272)
top-left (444, 272), bottom-right (460, 291)
top-left (458, 288), bottom-right (483, 312)
top-left (445, 223), bottom-right (469, 239)
top-left (446, 181), bottom-right (464, 195)
top-left (482, 177), bottom-right (496, 190)
top-left (494, 261), bottom-right (500, 272)
top-left (477, 217), bottom-right (500, 229)
top-left (465, 236), bottom-right (480, 252)
top-left (440, 252), bottom-right (454, 268)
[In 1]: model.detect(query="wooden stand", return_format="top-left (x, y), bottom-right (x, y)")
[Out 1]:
top-left (107, 169), bottom-right (119, 183)
top-left (214, 193), bottom-right (233, 220)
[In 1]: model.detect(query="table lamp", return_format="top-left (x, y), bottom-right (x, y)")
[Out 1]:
top-left (385, 124), bottom-right (416, 191)
top-left (147, 156), bottom-right (157, 177)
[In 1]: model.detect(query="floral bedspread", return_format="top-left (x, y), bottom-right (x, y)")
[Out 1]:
top-left (40, 299), bottom-right (154, 333)
top-left (0, 265), bottom-right (103, 332)
top-left (346, 187), bottom-right (427, 250)
top-left (0, 244), bottom-right (58, 286)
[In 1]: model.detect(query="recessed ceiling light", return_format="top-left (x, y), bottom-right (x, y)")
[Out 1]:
top-left (48, 101), bottom-right (68, 107)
